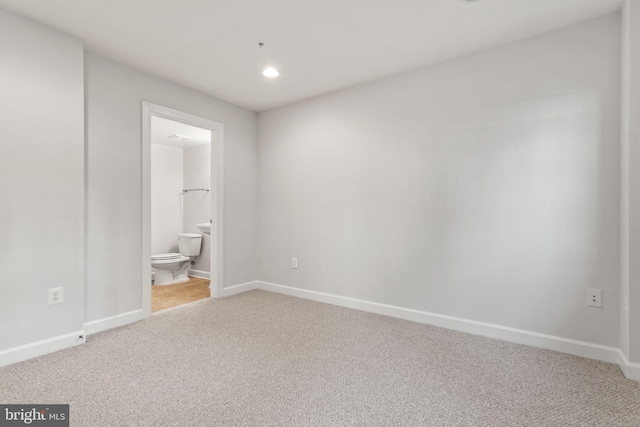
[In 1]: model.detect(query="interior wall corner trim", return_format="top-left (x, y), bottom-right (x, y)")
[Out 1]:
top-left (222, 281), bottom-right (258, 297)
top-left (617, 349), bottom-right (640, 381)
top-left (83, 309), bottom-right (143, 336)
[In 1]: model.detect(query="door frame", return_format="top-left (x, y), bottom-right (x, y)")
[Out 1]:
top-left (141, 101), bottom-right (225, 318)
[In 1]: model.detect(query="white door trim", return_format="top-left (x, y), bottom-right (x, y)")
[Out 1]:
top-left (141, 102), bottom-right (225, 318)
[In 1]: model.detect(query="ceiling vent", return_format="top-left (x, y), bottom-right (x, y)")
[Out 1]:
top-left (167, 134), bottom-right (193, 141)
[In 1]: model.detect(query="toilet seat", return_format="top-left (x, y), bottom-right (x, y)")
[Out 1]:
top-left (152, 253), bottom-right (183, 260)
top-left (151, 253), bottom-right (190, 265)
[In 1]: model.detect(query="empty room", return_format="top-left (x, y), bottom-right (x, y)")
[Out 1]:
top-left (1, 0), bottom-right (640, 425)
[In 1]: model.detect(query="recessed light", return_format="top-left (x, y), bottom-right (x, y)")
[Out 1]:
top-left (262, 67), bottom-right (279, 78)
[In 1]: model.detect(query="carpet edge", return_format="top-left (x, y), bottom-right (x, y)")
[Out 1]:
top-left (257, 281), bottom-right (629, 376)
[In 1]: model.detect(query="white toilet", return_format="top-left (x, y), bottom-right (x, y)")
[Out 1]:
top-left (152, 233), bottom-right (202, 285)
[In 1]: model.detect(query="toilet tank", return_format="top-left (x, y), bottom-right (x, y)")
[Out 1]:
top-left (178, 233), bottom-right (202, 256)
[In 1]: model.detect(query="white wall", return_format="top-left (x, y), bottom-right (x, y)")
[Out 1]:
top-left (85, 53), bottom-right (258, 322)
top-left (621, 0), bottom-right (631, 362)
top-left (184, 144), bottom-right (212, 273)
top-left (0, 9), bottom-right (84, 349)
top-left (151, 143), bottom-right (184, 255)
top-left (622, 0), bottom-right (640, 363)
top-left (258, 15), bottom-right (621, 347)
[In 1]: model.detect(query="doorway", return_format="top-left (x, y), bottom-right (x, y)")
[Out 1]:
top-left (141, 102), bottom-right (224, 318)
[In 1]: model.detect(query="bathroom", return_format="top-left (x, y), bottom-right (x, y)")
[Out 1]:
top-left (150, 115), bottom-right (212, 312)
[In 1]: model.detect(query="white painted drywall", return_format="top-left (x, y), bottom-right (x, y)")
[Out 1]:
top-left (151, 143), bottom-right (183, 256)
top-left (625, 0), bottom-right (640, 363)
top-left (258, 15), bottom-right (621, 347)
top-left (0, 9), bottom-right (84, 349)
top-left (183, 144), bottom-right (212, 273)
top-left (85, 53), bottom-right (257, 322)
top-left (621, 0), bottom-right (631, 361)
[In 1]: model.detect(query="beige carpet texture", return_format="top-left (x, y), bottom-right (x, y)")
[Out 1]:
top-left (2, 290), bottom-right (640, 426)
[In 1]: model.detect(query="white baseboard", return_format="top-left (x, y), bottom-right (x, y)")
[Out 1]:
top-left (190, 270), bottom-right (210, 279)
top-left (222, 280), bottom-right (258, 297)
top-left (617, 349), bottom-right (640, 381)
top-left (0, 330), bottom-right (86, 368)
top-left (4, 281), bottom-right (636, 382)
top-left (257, 281), bottom-right (620, 366)
top-left (83, 309), bottom-right (143, 336)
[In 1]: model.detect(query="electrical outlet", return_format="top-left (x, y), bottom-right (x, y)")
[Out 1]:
top-left (48, 287), bottom-right (64, 305)
top-left (587, 288), bottom-right (602, 308)
top-left (624, 294), bottom-right (629, 317)
top-left (291, 257), bottom-right (298, 269)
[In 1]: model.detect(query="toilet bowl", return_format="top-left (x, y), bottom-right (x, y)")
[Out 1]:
top-left (152, 233), bottom-right (202, 285)
top-left (151, 253), bottom-right (192, 285)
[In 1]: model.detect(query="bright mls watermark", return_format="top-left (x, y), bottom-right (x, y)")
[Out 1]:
top-left (0, 405), bottom-right (68, 426)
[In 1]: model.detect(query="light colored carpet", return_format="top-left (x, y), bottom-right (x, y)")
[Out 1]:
top-left (1, 290), bottom-right (639, 426)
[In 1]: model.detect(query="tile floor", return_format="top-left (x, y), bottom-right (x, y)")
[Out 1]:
top-left (151, 276), bottom-right (210, 312)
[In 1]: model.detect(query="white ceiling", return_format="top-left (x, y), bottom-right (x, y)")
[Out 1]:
top-left (0, 0), bottom-right (624, 112)
top-left (151, 116), bottom-right (211, 150)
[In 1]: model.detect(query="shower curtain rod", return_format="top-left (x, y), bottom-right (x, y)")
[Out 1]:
top-left (182, 188), bottom-right (210, 193)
